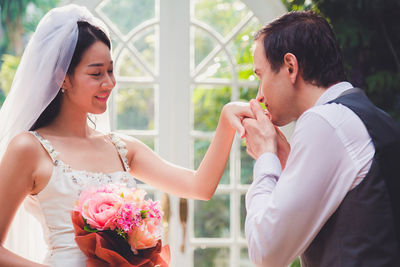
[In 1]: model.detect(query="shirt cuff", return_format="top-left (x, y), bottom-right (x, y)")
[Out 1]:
top-left (245, 153), bottom-right (282, 212)
top-left (254, 152), bottom-right (282, 182)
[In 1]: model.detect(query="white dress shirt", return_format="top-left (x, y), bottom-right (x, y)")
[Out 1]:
top-left (245, 82), bottom-right (375, 267)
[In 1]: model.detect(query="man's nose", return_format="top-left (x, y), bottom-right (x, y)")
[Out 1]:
top-left (256, 90), bottom-right (264, 103)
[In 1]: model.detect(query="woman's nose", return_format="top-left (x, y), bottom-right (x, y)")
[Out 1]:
top-left (102, 74), bottom-right (115, 89)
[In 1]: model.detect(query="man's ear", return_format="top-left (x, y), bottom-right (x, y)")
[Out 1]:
top-left (283, 53), bottom-right (298, 84)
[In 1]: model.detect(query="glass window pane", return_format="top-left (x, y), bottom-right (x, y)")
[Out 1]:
top-left (192, 26), bottom-right (218, 69)
top-left (228, 17), bottom-right (262, 81)
top-left (194, 247), bottom-right (230, 267)
top-left (131, 26), bottom-right (157, 73)
top-left (116, 86), bottom-right (155, 130)
top-left (194, 194), bottom-right (230, 238)
top-left (193, 85), bottom-right (231, 131)
top-left (240, 194), bottom-right (246, 238)
top-left (117, 49), bottom-right (150, 78)
top-left (99, 0), bottom-right (155, 35)
top-left (240, 247), bottom-right (253, 267)
top-left (239, 87), bottom-right (256, 184)
top-left (194, 0), bottom-right (251, 37)
top-left (196, 52), bottom-right (232, 80)
top-left (240, 139), bottom-right (254, 184)
top-left (0, 90), bottom-right (5, 108)
top-left (194, 139), bottom-right (229, 184)
top-left (239, 86), bottom-right (258, 101)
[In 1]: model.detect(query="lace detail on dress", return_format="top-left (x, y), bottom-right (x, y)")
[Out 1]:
top-left (30, 130), bottom-right (60, 164)
top-left (29, 131), bottom-right (135, 189)
top-left (109, 133), bottom-right (130, 172)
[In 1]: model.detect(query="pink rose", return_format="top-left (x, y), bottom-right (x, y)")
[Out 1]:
top-left (128, 220), bottom-right (162, 252)
top-left (121, 188), bottom-right (147, 203)
top-left (80, 191), bottom-right (123, 230)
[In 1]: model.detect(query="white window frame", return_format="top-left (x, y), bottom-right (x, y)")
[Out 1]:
top-left (66, 0), bottom-right (288, 266)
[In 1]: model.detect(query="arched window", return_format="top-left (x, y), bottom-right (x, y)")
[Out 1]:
top-left (70, 0), bottom-right (287, 265)
top-left (6, 0), bottom-right (288, 265)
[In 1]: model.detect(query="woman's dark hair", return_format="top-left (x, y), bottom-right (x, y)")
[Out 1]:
top-left (30, 21), bottom-right (111, 130)
top-left (254, 11), bottom-right (346, 88)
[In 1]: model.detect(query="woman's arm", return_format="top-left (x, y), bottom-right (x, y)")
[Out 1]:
top-left (125, 102), bottom-right (253, 200)
top-left (0, 133), bottom-right (49, 267)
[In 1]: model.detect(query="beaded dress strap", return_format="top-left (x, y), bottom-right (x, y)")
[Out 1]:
top-left (109, 133), bottom-right (130, 172)
top-left (29, 131), bottom-right (60, 164)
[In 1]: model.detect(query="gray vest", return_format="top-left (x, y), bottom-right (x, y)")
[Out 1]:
top-left (301, 89), bottom-right (400, 266)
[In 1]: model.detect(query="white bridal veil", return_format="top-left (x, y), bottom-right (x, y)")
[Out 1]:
top-left (0, 4), bottom-right (110, 262)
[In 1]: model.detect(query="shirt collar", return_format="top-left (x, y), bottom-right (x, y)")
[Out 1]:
top-left (315, 81), bottom-right (354, 106)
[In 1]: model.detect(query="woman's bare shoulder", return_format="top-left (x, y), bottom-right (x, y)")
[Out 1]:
top-left (110, 132), bottom-right (141, 145)
top-left (109, 132), bottom-right (150, 158)
top-left (6, 132), bottom-right (43, 157)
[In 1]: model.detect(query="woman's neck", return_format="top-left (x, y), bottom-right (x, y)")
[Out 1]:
top-left (50, 103), bottom-right (93, 138)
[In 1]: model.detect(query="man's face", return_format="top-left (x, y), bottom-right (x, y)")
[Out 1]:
top-left (252, 39), bottom-right (296, 126)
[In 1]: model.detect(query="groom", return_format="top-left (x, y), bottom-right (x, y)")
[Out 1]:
top-left (242, 11), bottom-right (400, 267)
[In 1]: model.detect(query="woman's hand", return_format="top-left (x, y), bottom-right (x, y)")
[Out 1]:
top-left (242, 100), bottom-right (290, 170)
top-left (221, 102), bottom-right (254, 138)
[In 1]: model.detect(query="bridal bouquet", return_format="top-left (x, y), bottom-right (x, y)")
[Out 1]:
top-left (71, 184), bottom-right (170, 267)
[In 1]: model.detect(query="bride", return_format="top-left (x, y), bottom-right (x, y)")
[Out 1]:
top-left (0, 4), bottom-right (252, 267)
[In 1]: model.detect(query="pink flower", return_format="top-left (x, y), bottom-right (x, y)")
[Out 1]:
top-left (122, 188), bottom-right (147, 203)
top-left (79, 191), bottom-right (123, 230)
top-left (113, 202), bottom-right (142, 233)
top-left (128, 220), bottom-right (162, 252)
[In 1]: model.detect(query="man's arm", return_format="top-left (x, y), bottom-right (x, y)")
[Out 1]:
top-left (244, 111), bottom-right (359, 267)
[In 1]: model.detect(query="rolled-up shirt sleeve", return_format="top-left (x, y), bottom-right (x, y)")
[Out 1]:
top-left (245, 111), bottom-right (360, 267)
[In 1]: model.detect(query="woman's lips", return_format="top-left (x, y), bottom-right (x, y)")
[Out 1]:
top-left (95, 94), bottom-right (109, 102)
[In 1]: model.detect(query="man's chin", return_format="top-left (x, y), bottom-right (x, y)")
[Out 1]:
top-left (273, 118), bottom-right (294, 127)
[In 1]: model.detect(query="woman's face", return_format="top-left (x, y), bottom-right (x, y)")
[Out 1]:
top-left (63, 41), bottom-right (115, 114)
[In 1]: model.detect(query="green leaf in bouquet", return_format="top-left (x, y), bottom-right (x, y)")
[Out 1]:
top-left (141, 210), bottom-right (149, 219)
top-left (116, 228), bottom-right (128, 240)
top-left (84, 225), bottom-right (99, 233)
top-left (82, 217), bottom-right (99, 233)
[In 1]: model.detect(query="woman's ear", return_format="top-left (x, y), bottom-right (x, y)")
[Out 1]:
top-left (63, 75), bottom-right (72, 90)
top-left (283, 53), bottom-right (298, 84)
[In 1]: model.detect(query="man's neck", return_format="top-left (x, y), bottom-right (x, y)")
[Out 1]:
top-left (294, 80), bottom-right (328, 118)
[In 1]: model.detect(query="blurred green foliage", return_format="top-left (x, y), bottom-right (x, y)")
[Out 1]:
top-left (194, 194), bottom-right (230, 238)
top-left (0, 54), bottom-right (19, 106)
top-left (194, 0), bottom-right (250, 37)
top-left (99, 0), bottom-right (155, 35)
top-left (282, 0), bottom-right (400, 121)
top-left (0, 0), bottom-right (59, 55)
top-left (194, 247), bottom-right (230, 267)
top-left (117, 87), bottom-right (154, 130)
top-left (0, 0), bottom-right (59, 106)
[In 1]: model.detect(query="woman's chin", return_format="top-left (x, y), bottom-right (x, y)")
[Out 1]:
top-left (90, 106), bottom-right (108, 115)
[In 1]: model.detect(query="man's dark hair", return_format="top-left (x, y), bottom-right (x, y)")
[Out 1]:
top-left (254, 11), bottom-right (346, 87)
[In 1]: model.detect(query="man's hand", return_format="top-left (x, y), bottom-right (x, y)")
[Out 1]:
top-left (274, 125), bottom-right (290, 170)
top-left (243, 99), bottom-right (277, 159)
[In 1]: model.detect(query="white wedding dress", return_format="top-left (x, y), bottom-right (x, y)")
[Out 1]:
top-left (24, 131), bottom-right (137, 267)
